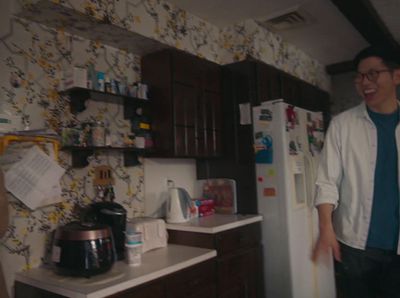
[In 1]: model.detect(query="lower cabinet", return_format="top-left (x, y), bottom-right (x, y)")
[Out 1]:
top-left (218, 247), bottom-right (259, 298)
top-left (168, 223), bottom-right (264, 298)
top-left (14, 259), bottom-right (216, 298)
top-left (165, 260), bottom-right (216, 298)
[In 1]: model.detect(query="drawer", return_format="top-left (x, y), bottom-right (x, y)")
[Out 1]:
top-left (165, 259), bottom-right (216, 298)
top-left (215, 223), bottom-right (261, 256)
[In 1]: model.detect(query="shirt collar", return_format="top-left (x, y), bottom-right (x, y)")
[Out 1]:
top-left (356, 101), bottom-right (400, 122)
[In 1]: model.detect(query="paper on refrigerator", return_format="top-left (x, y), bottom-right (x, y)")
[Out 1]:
top-left (1, 145), bottom-right (65, 209)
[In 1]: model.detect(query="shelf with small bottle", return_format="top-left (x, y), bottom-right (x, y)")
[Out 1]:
top-left (59, 87), bottom-right (153, 167)
top-left (58, 87), bottom-right (150, 117)
top-left (60, 146), bottom-right (150, 167)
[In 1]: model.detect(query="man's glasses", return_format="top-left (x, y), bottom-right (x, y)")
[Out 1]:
top-left (354, 69), bottom-right (391, 83)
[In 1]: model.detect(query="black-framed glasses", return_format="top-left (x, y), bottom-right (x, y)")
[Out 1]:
top-left (354, 69), bottom-right (391, 83)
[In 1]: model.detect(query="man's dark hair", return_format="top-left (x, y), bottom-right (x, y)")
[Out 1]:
top-left (353, 45), bottom-right (400, 70)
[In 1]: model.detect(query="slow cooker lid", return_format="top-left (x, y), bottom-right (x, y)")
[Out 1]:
top-left (55, 221), bottom-right (112, 241)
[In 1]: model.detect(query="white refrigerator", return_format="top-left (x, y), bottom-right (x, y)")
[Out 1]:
top-left (252, 99), bottom-right (335, 298)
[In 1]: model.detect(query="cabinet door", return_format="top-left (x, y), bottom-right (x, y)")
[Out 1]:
top-left (173, 51), bottom-right (201, 86)
top-left (203, 60), bottom-right (221, 93)
top-left (257, 63), bottom-right (282, 103)
top-left (175, 126), bottom-right (196, 156)
top-left (217, 247), bottom-right (259, 298)
top-left (165, 259), bottom-right (216, 298)
top-left (173, 83), bottom-right (197, 156)
top-left (197, 90), bottom-right (221, 157)
top-left (173, 82), bottom-right (197, 127)
top-left (281, 74), bottom-right (302, 106)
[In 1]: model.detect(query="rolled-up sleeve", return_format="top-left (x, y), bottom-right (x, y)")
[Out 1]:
top-left (314, 118), bottom-right (343, 208)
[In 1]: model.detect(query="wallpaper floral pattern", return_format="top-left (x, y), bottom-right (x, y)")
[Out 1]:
top-left (1, 0), bottom-right (330, 295)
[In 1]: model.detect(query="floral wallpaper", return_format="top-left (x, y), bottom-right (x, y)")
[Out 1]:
top-left (1, 0), bottom-right (331, 295)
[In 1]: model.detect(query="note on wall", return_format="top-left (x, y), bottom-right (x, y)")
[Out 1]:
top-left (239, 103), bottom-right (252, 125)
top-left (3, 145), bottom-right (65, 209)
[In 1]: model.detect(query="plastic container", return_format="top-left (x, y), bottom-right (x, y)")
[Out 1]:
top-left (125, 243), bottom-right (142, 266)
top-left (125, 232), bottom-right (142, 245)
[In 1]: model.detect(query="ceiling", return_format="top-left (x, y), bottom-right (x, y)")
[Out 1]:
top-left (167, 0), bottom-right (400, 74)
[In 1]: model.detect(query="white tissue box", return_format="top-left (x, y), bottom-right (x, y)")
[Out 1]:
top-left (127, 217), bottom-right (167, 253)
top-left (63, 67), bottom-right (87, 90)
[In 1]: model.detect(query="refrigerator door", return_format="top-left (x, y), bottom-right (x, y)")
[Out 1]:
top-left (253, 100), bottom-right (335, 298)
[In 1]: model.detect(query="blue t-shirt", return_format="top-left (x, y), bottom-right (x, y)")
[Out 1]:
top-left (367, 107), bottom-right (399, 251)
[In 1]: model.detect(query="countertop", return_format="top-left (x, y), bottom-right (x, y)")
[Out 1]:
top-left (15, 244), bottom-right (216, 298)
top-left (165, 214), bottom-right (263, 233)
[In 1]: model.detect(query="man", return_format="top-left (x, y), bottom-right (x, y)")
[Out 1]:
top-left (312, 45), bottom-right (400, 298)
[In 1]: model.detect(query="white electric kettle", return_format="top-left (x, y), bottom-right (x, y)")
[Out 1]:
top-left (166, 187), bottom-right (192, 223)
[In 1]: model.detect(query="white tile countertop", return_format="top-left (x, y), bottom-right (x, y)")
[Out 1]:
top-left (15, 244), bottom-right (216, 298)
top-left (165, 214), bottom-right (263, 234)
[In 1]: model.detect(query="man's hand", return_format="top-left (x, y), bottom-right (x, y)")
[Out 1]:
top-left (312, 203), bottom-right (341, 262)
top-left (312, 224), bottom-right (341, 262)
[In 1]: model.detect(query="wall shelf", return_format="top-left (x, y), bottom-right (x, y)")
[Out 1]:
top-left (59, 87), bottom-right (150, 118)
top-left (59, 87), bottom-right (152, 168)
top-left (61, 146), bottom-right (148, 167)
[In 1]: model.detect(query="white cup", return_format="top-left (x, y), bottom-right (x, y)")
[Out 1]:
top-left (125, 243), bottom-right (142, 266)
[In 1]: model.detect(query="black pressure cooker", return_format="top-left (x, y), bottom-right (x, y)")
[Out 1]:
top-left (84, 186), bottom-right (127, 261)
top-left (52, 221), bottom-right (115, 277)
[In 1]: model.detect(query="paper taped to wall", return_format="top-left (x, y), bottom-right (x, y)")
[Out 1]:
top-left (2, 145), bottom-right (65, 209)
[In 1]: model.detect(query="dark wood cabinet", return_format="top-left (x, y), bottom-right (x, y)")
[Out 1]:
top-left (165, 259), bottom-right (216, 298)
top-left (217, 247), bottom-right (259, 298)
top-left (141, 50), bottom-right (222, 158)
top-left (197, 59), bottom-right (331, 214)
top-left (167, 223), bottom-right (263, 298)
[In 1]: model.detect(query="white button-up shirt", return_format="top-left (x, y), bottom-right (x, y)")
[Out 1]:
top-left (315, 102), bottom-right (400, 253)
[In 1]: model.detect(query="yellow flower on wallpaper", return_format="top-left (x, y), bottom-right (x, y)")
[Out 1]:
top-left (83, 2), bottom-right (99, 19)
top-left (48, 212), bottom-right (60, 224)
top-left (12, 239), bottom-right (22, 245)
top-left (126, 186), bottom-right (133, 196)
top-left (70, 181), bottom-right (77, 191)
top-left (22, 264), bottom-right (32, 271)
top-left (60, 201), bottom-right (73, 212)
top-left (94, 40), bottom-right (102, 49)
top-left (175, 41), bottom-right (181, 49)
top-left (17, 209), bottom-right (30, 218)
top-left (20, 228), bottom-right (28, 237)
top-left (82, 196), bottom-right (91, 204)
top-left (47, 89), bottom-right (59, 101)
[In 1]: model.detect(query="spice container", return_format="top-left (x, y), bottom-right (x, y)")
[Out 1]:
top-left (92, 121), bottom-right (105, 147)
top-left (125, 231), bottom-right (143, 266)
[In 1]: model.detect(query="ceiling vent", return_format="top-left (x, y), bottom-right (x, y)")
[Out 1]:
top-left (258, 6), bottom-right (316, 31)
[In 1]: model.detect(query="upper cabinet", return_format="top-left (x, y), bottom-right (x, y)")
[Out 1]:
top-left (142, 50), bottom-right (222, 158)
top-left (196, 59), bottom-right (331, 214)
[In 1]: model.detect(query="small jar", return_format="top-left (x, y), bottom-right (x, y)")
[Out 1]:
top-left (125, 243), bottom-right (142, 266)
top-left (91, 121), bottom-right (105, 147)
